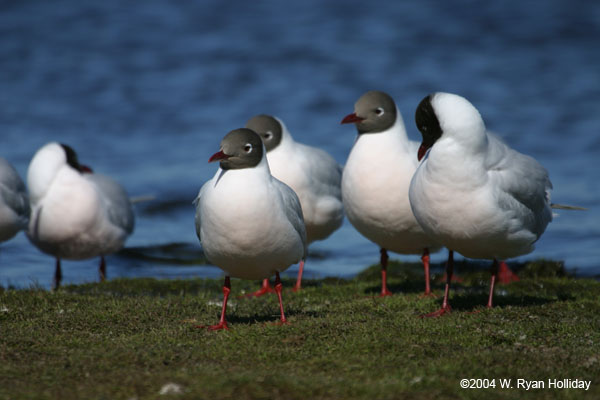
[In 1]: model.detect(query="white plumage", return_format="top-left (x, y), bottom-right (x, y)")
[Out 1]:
top-left (265, 118), bottom-right (343, 244)
top-left (194, 128), bottom-right (306, 329)
top-left (341, 91), bottom-right (440, 296)
top-left (26, 142), bottom-right (134, 287)
top-left (343, 111), bottom-right (436, 255)
top-left (195, 154), bottom-right (306, 280)
top-left (409, 93), bottom-right (552, 260)
top-left (409, 92), bottom-right (553, 315)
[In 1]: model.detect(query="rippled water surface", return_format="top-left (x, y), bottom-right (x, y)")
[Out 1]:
top-left (1, 0), bottom-right (599, 288)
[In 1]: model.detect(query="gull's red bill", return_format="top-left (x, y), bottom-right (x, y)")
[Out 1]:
top-left (208, 150), bottom-right (231, 163)
top-left (417, 144), bottom-right (429, 161)
top-left (341, 113), bottom-right (365, 124)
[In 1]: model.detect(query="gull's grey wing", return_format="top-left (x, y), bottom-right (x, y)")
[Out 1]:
top-left (486, 133), bottom-right (553, 238)
top-left (87, 173), bottom-right (135, 234)
top-left (273, 177), bottom-right (307, 257)
top-left (0, 158), bottom-right (30, 226)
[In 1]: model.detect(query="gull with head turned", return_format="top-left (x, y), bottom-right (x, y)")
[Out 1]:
top-left (409, 92), bottom-right (555, 317)
top-left (26, 142), bottom-right (134, 289)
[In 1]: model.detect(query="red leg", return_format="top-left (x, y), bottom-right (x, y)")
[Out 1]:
top-left (53, 258), bottom-right (62, 290)
top-left (243, 278), bottom-right (275, 298)
top-left (198, 276), bottom-right (231, 330)
top-left (419, 248), bottom-right (436, 297)
top-left (421, 250), bottom-right (453, 317)
top-left (487, 259), bottom-right (499, 308)
top-left (292, 259), bottom-right (305, 292)
top-left (379, 248), bottom-right (392, 296)
top-left (497, 261), bottom-right (519, 284)
top-left (274, 272), bottom-right (288, 324)
top-left (99, 256), bottom-right (106, 282)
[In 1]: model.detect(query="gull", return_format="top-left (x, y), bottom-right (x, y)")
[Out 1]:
top-left (195, 128), bottom-right (306, 330)
top-left (409, 92), bottom-right (556, 316)
top-left (341, 91), bottom-right (441, 297)
top-left (27, 142), bottom-right (134, 289)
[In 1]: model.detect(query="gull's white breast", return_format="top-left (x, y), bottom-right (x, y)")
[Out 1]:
top-left (342, 119), bottom-right (439, 254)
top-left (196, 162), bottom-right (306, 280)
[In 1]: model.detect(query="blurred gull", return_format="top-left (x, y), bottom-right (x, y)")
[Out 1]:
top-left (27, 142), bottom-right (134, 289)
top-left (0, 158), bottom-right (30, 244)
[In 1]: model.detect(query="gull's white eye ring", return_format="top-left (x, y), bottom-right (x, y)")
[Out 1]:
top-left (375, 107), bottom-right (384, 116)
top-left (244, 143), bottom-right (253, 153)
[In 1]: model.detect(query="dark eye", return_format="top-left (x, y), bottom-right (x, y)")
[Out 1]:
top-left (375, 107), bottom-right (384, 116)
top-left (264, 131), bottom-right (273, 140)
top-left (244, 144), bottom-right (253, 153)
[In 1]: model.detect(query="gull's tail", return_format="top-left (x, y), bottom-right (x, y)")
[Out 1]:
top-left (130, 194), bottom-right (156, 204)
top-left (551, 203), bottom-right (587, 211)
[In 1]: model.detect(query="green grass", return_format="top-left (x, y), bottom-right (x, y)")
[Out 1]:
top-left (1, 260), bottom-right (599, 399)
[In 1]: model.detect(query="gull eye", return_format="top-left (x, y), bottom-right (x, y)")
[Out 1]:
top-left (264, 131), bottom-right (273, 140)
top-left (375, 107), bottom-right (384, 116)
top-left (244, 143), bottom-right (253, 153)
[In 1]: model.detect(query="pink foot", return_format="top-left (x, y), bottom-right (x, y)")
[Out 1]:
top-left (246, 286), bottom-right (275, 297)
top-left (200, 276), bottom-right (231, 330)
top-left (378, 248), bottom-right (393, 297)
top-left (241, 279), bottom-right (275, 298)
top-left (274, 272), bottom-right (288, 324)
top-left (420, 305), bottom-right (452, 318)
top-left (196, 321), bottom-right (229, 331)
top-left (419, 291), bottom-right (438, 299)
top-left (292, 259), bottom-right (305, 292)
top-left (268, 319), bottom-right (290, 327)
top-left (498, 261), bottom-right (519, 284)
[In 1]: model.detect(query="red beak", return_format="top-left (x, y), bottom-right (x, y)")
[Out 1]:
top-left (208, 150), bottom-right (231, 163)
top-left (341, 113), bottom-right (365, 124)
top-left (79, 165), bottom-right (94, 174)
top-left (417, 144), bottom-right (429, 161)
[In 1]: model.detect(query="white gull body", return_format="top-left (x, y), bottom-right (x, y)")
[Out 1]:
top-left (195, 150), bottom-right (306, 280)
top-left (342, 109), bottom-right (439, 255)
top-left (409, 93), bottom-right (553, 260)
top-left (265, 118), bottom-right (343, 243)
top-left (27, 142), bottom-right (134, 260)
top-left (0, 158), bottom-right (30, 242)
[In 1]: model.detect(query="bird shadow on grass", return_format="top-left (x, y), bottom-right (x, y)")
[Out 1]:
top-left (280, 277), bottom-right (347, 291)
top-left (422, 289), bottom-right (572, 313)
top-left (362, 278), bottom-right (434, 296)
top-left (201, 309), bottom-right (322, 326)
top-left (359, 257), bottom-right (575, 300)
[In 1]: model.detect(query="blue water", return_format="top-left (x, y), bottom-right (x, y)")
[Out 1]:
top-left (1, 0), bottom-right (599, 288)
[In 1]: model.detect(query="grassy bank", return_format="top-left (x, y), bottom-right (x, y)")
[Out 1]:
top-left (1, 260), bottom-right (599, 399)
